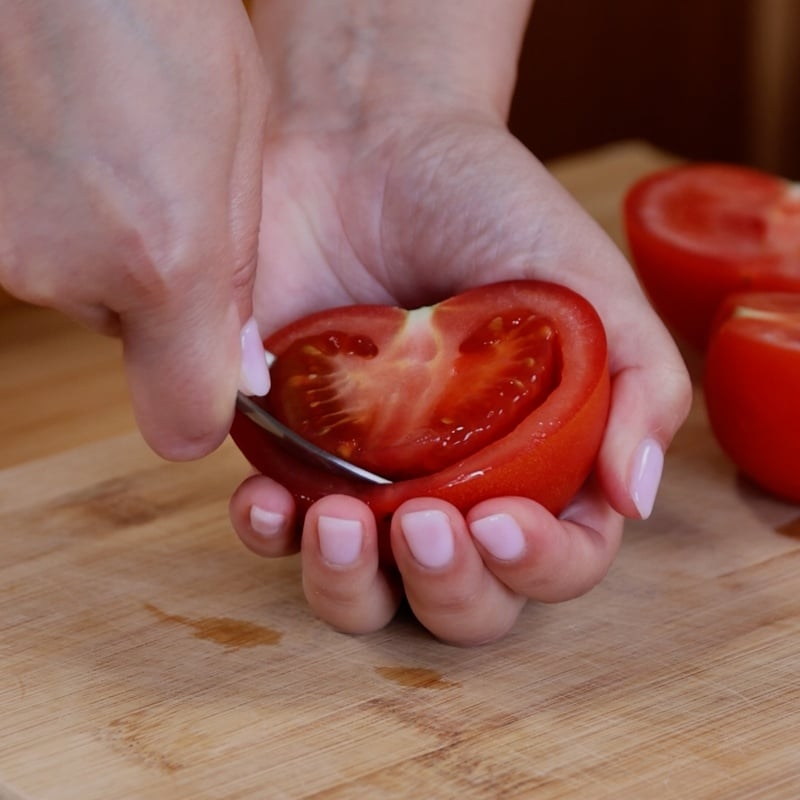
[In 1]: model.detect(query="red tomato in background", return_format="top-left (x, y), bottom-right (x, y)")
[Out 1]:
top-left (624, 163), bottom-right (800, 350)
top-left (704, 292), bottom-right (800, 503)
top-left (230, 281), bottom-right (610, 525)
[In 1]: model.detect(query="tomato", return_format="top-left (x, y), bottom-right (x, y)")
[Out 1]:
top-left (230, 280), bottom-right (610, 524)
top-left (624, 163), bottom-right (800, 350)
top-left (704, 291), bottom-right (800, 503)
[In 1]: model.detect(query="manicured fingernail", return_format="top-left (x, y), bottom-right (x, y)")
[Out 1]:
top-left (630, 437), bottom-right (664, 519)
top-left (250, 506), bottom-right (285, 537)
top-left (400, 509), bottom-right (454, 569)
top-left (239, 317), bottom-right (270, 396)
top-left (318, 516), bottom-right (363, 566)
top-left (470, 513), bottom-right (525, 561)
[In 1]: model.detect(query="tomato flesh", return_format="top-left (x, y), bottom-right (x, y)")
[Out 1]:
top-left (704, 291), bottom-right (800, 503)
top-left (624, 163), bottom-right (800, 349)
top-left (267, 308), bottom-right (559, 480)
top-left (230, 280), bottom-right (610, 526)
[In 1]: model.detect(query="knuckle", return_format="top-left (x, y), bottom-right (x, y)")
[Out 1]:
top-left (112, 215), bottom-right (203, 307)
top-left (413, 581), bottom-right (484, 618)
top-left (0, 222), bottom-right (63, 308)
top-left (659, 360), bottom-right (694, 433)
top-left (83, 167), bottom-right (230, 310)
top-left (304, 572), bottom-right (371, 610)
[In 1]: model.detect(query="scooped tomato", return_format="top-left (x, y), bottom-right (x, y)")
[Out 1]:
top-left (704, 291), bottom-right (800, 503)
top-left (624, 163), bottom-right (800, 350)
top-left (230, 280), bottom-right (610, 523)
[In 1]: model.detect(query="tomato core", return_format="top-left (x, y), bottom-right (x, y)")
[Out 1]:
top-left (264, 308), bottom-right (560, 480)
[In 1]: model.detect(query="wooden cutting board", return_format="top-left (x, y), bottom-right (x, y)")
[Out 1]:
top-left (2, 142), bottom-right (800, 800)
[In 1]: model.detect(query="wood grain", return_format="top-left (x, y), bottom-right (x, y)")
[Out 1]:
top-left (2, 142), bottom-right (800, 800)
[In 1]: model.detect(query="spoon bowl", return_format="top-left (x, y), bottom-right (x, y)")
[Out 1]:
top-left (235, 392), bottom-right (392, 486)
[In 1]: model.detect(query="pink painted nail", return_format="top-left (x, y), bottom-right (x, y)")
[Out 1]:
top-left (238, 317), bottom-right (270, 397)
top-left (630, 437), bottom-right (664, 519)
top-left (400, 509), bottom-right (454, 569)
top-left (318, 516), bottom-right (363, 566)
top-left (250, 506), bottom-right (285, 537)
top-left (470, 513), bottom-right (525, 561)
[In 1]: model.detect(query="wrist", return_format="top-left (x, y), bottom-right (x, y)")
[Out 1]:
top-left (248, 0), bottom-right (532, 129)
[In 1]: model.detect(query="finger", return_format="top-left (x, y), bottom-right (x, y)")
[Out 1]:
top-left (119, 167), bottom-right (266, 461)
top-left (121, 31), bottom-right (268, 461)
top-left (596, 324), bottom-right (692, 519)
top-left (229, 473), bottom-right (300, 558)
top-left (390, 499), bottom-right (526, 646)
top-left (487, 167), bottom-right (692, 521)
top-left (466, 484), bottom-right (624, 604)
top-left (121, 288), bottom-right (244, 459)
top-left (301, 495), bottom-right (403, 635)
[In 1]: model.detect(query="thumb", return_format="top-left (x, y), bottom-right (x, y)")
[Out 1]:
top-left (120, 270), bottom-right (269, 462)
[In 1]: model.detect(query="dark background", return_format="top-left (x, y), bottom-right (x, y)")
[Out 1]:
top-left (509, 0), bottom-right (800, 178)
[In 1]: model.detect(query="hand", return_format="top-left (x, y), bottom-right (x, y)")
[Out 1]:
top-left (228, 2), bottom-right (691, 645)
top-left (0, 0), bottom-right (268, 458)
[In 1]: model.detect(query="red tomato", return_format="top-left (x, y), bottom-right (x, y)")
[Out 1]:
top-left (230, 281), bottom-right (610, 524)
top-left (624, 163), bottom-right (800, 350)
top-left (704, 292), bottom-right (800, 503)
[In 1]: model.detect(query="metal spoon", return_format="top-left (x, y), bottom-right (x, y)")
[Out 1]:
top-left (235, 392), bottom-right (392, 485)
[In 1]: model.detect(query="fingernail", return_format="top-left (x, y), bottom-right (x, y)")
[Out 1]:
top-left (250, 506), bottom-right (285, 537)
top-left (630, 437), bottom-right (664, 519)
top-left (239, 317), bottom-right (270, 397)
top-left (400, 509), bottom-right (454, 569)
top-left (470, 513), bottom-right (525, 561)
top-left (318, 516), bottom-right (363, 566)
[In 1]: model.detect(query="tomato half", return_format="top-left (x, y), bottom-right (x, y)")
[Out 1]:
top-left (624, 163), bottom-right (800, 350)
top-left (230, 281), bottom-right (610, 524)
top-left (704, 291), bottom-right (800, 503)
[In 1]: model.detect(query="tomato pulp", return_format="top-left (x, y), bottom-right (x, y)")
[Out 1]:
top-left (704, 292), bottom-right (800, 503)
top-left (624, 163), bottom-right (800, 349)
top-left (230, 281), bottom-right (610, 522)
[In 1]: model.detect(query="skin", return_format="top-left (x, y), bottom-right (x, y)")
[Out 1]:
top-left (1, 0), bottom-right (691, 645)
top-left (230, 0), bottom-right (691, 645)
top-left (0, 0), bottom-right (266, 457)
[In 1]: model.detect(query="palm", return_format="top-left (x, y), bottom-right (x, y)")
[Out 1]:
top-left (250, 113), bottom-right (617, 335)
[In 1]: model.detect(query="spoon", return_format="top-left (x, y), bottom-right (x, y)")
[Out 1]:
top-left (235, 392), bottom-right (392, 485)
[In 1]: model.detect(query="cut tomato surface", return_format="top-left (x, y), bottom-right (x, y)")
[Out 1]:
top-left (704, 291), bottom-right (800, 503)
top-left (269, 306), bottom-right (559, 480)
top-left (624, 163), bottom-right (800, 349)
top-left (230, 280), bottom-right (610, 523)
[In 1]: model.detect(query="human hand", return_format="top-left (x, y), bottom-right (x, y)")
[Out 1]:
top-left (0, 0), bottom-right (269, 459)
top-left (229, 0), bottom-right (692, 645)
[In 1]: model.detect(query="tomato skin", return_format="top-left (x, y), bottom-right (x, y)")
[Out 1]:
top-left (624, 163), bottom-right (800, 350)
top-left (230, 281), bottom-right (610, 527)
top-left (704, 292), bottom-right (800, 503)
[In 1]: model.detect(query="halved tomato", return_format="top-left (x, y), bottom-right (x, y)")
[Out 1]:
top-left (624, 163), bottom-right (800, 350)
top-left (704, 291), bottom-right (800, 503)
top-left (230, 281), bottom-right (610, 523)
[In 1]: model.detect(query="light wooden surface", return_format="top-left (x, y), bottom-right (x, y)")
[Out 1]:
top-left (2, 142), bottom-right (800, 800)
